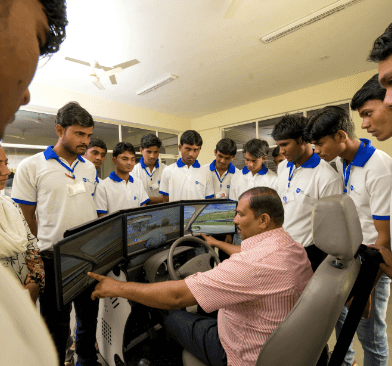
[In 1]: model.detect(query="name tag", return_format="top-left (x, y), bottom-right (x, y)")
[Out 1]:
top-left (67, 181), bottom-right (86, 197)
top-left (149, 182), bottom-right (159, 191)
top-left (216, 191), bottom-right (226, 199)
top-left (282, 192), bottom-right (294, 203)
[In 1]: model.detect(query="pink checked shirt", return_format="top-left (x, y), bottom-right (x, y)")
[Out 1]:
top-left (185, 227), bottom-right (313, 366)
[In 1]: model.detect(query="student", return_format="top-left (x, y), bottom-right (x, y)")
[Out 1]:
top-left (272, 114), bottom-right (342, 271)
top-left (132, 133), bottom-right (166, 204)
top-left (84, 137), bottom-right (107, 184)
top-left (304, 105), bottom-right (392, 366)
top-left (11, 101), bottom-right (99, 366)
top-left (206, 138), bottom-right (239, 199)
top-left (272, 145), bottom-right (285, 168)
top-left (229, 139), bottom-right (277, 202)
top-left (94, 142), bottom-right (150, 216)
top-left (159, 130), bottom-right (214, 202)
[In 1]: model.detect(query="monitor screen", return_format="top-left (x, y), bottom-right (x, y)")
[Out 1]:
top-left (183, 201), bottom-right (237, 235)
top-left (126, 205), bottom-right (181, 256)
top-left (54, 216), bottom-right (124, 310)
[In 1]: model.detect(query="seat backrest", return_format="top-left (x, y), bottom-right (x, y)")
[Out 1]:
top-left (256, 194), bottom-right (363, 366)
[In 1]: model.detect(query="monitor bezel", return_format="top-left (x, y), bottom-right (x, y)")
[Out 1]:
top-left (53, 214), bottom-right (125, 311)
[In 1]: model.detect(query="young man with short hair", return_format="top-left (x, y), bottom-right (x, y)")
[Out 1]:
top-left (11, 101), bottom-right (100, 366)
top-left (159, 130), bottom-right (214, 202)
top-left (229, 139), bottom-right (277, 202)
top-left (84, 137), bottom-right (107, 184)
top-left (132, 133), bottom-right (166, 204)
top-left (305, 105), bottom-right (392, 366)
top-left (272, 145), bottom-right (285, 168)
top-left (94, 142), bottom-right (149, 216)
top-left (272, 114), bottom-right (342, 271)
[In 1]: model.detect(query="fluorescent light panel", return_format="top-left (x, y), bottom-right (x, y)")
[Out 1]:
top-left (137, 74), bottom-right (178, 95)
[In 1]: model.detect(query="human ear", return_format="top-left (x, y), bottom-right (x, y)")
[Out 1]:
top-left (55, 124), bottom-right (64, 138)
top-left (258, 213), bottom-right (270, 230)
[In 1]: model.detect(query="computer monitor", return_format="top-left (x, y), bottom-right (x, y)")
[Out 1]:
top-left (126, 204), bottom-right (182, 256)
top-left (53, 215), bottom-right (125, 310)
top-left (183, 199), bottom-right (237, 235)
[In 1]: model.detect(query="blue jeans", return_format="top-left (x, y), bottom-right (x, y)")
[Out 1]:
top-left (165, 310), bottom-right (227, 366)
top-left (335, 273), bottom-right (391, 366)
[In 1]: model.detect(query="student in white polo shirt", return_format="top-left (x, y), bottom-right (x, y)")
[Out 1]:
top-left (11, 101), bottom-right (99, 366)
top-left (305, 105), bottom-right (392, 366)
top-left (272, 114), bottom-right (342, 272)
top-left (159, 130), bottom-right (214, 202)
top-left (94, 142), bottom-right (150, 216)
top-left (132, 133), bottom-right (166, 204)
top-left (84, 137), bottom-right (107, 185)
top-left (272, 146), bottom-right (285, 169)
top-left (229, 139), bottom-right (277, 202)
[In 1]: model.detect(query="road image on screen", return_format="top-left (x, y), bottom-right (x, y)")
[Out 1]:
top-left (127, 206), bottom-right (181, 255)
top-left (184, 202), bottom-right (236, 235)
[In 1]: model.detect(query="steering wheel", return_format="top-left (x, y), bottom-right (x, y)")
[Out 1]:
top-left (167, 236), bottom-right (221, 280)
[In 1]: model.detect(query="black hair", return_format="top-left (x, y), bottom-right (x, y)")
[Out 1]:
top-left (239, 187), bottom-right (284, 226)
top-left (87, 138), bottom-right (107, 152)
top-left (180, 130), bottom-right (203, 147)
top-left (272, 146), bottom-right (281, 158)
top-left (271, 114), bottom-right (308, 142)
top-left (216, 138), bottom-right (237, 156)
top-left (243, 138), bottom-right (269, 159)
top-left (56, 102), bottom-right (94, 129)
top-left (113, 142), bottom-right (135, 158)
top-left (303, 106), bottom-right (355, 142)
top-left (351, 74), bottom-right (386, 111)
top-left (140, 133), bottom-right (162, 149)
top-left (368, 23), bottom-right (392, 63)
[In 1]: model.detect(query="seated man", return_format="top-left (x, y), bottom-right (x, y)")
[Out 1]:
top-left (88, 187), bottom-right (313, 366)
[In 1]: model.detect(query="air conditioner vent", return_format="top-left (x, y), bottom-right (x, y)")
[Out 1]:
top-left (261, 0), bottom-right (360, 44)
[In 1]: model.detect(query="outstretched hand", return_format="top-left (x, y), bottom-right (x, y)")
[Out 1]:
top-left (367, 245), bottom-right (392, 279)
top-left (87, 272), bottom-right (121, 300)
top-left (200, 233), bottom-right (220, 247)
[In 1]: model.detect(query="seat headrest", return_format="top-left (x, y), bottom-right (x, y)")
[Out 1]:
top-left (311, 194), bottom-right (362, 261)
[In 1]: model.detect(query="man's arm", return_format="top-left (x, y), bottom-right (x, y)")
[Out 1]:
top-left (200, 233), bottom-right (240, 256)
top-left (88, 272), bottom-right (197, 309)
top-left (371, 219), bottom-right (390, 286)
top-left (162, 195), bottom-right (169, 203)
top-left (368, 245), bottom-right (392, 279)
top-left (147, 196), bottom-right (164, 205)
top-left (18, 204), bottom-right (37, 237)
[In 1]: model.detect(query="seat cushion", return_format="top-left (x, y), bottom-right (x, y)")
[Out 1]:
top-left (182, 349), bottom-right (207, 366)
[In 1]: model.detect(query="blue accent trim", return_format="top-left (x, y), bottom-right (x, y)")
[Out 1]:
top-left (159, 191), bottom-right (169, 196)
top-left (352, 139), bottom-right (376, 167)
top-left (43, 145), bottom-right (85, 162)
top-left (140, 198), bottom-right (150, 206)
top-left (209, 160), bottom-right (216, 171)
top-left (140, 157), bottom-right (159, 169)
top-left (301, 153), bottom-right (321, 168)
top-left (372, 215), bottom-right (390, 221)
top-left (242, 166), bottom-right (249, 175)
top-left (97, 210), bottom-right (107, 214)
top-left (128, 174), bottom-right (134, 183)
top-left (210, 160), bottom-right (236, 175)
top-left (95, 171), bottom-right (99, 184)
top-left (109, 171), bottom-right (122, 182)
top-left (91, 193), bottom-right (94, 196)
top-left (205, 194), bottom-right (215, 199)
top-left (12, 198), bottom-right (36, 206)
top-left (242, 164), bottom-right (268, 175)
top-left (176, 158), bottom-right (200, 168)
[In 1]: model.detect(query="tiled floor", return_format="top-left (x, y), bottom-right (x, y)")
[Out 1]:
top-left (327, 285), bottom-right (392, 366)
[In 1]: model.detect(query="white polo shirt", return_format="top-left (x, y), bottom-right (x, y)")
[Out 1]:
top-left (336, 139), bottom-right (392, 245)
top-left (11, 146), bottom-right (97, 252)
top-left (159, 158), bottom-right (215, 202)
top-left (277, 153), bottom-right (343, 248)
top-left (204, 160), bottom-right (240, 199)
top-left (229, 165), bottom-right (278, 201)
top-left (94, 172), bottom-right (150, 214)
top-left (132, 158), bottom-right (167, 197)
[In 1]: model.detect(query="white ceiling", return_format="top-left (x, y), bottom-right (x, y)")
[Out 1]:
top-left (32, 0), bottom-right (392, 120)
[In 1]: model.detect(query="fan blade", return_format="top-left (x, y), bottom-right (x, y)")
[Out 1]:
top-left (101, 67), bottom-right (123, 78)
top-left (224, 0), bottom-right (245, 19)
top-left (112, 59), bottom-right (140, 70)
top-left (65, 57), bottom-right (90, 67)
top-left (109, 75), bottom-right (117, 85)
top-left (93, 80), bottom-right (105, 90)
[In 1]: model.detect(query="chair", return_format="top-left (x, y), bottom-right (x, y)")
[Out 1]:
top-left (183, 194), bottom-right (365, 366)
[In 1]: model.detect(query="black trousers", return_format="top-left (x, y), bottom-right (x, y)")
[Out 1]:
top-left (40, 252), bottom-right (99, 366)
top-left (305, 244), bottom-right (328, 272)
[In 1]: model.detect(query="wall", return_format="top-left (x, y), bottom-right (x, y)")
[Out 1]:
top-left (192, 69), bottom-right (391, 165)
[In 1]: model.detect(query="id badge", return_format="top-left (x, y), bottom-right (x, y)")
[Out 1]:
top-left (216, 191), bottom-right (226, 199)
top-left (282, 192), bottom-right (294, 204)
top-left (149, 182), bottom-right (159, 192)
top-left (67, 180), bottom-right (87, 197)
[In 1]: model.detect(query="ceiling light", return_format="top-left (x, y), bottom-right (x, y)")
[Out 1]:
top-left (137, 74), bottom-right (178, 96)
top-left (260, 0), bottom-right (360, 44)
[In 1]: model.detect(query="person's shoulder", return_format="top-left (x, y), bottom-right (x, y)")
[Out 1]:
top-left (367, 149), bottom-right (392, 173)
top-left (19, 151), bottom-right (44, 168)
top-left (163, 162), bottom-right (176, 172)
top-left (131, 174), bottom-right (144, 186)
top-left (277, 159), bottom-right (289, 175)
top-left (159, 161), bottom-right (167, 169)
top-left (316, 159), bottom-right (341, 179)
top-left (266, 167), bottom-right (277, 177)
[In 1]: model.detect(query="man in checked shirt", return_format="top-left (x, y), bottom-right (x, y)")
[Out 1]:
top-left (88, 187), bottom-right (313, 366)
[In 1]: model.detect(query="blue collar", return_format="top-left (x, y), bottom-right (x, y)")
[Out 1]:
top-left (140, 157), bottom-right (159, 169)
top-left (350, 139), bottom-right (376, 167)
top-left (287, 152), bottom-right (321, 170)
top-left (209, 160), bottom-right (236, 174)
top-left (176, 158), bottom-right (201, 168)
top-left (242, 164), bottom-right (268, 175)
top-left (43, 145), bottom-right (85, 162)
top-left (96, 171), bottom-right (99, 184)
top-left (109, 171), bottom-right (134, 183)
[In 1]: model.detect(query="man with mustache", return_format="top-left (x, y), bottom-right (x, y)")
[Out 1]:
top-left (11, 101), bottom-right (101, 366)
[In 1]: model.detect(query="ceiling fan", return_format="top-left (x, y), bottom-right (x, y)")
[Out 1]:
top-left (17, 114), bottom-right (44, 124)
top-left (65, 57), bottom-right (140, 89)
